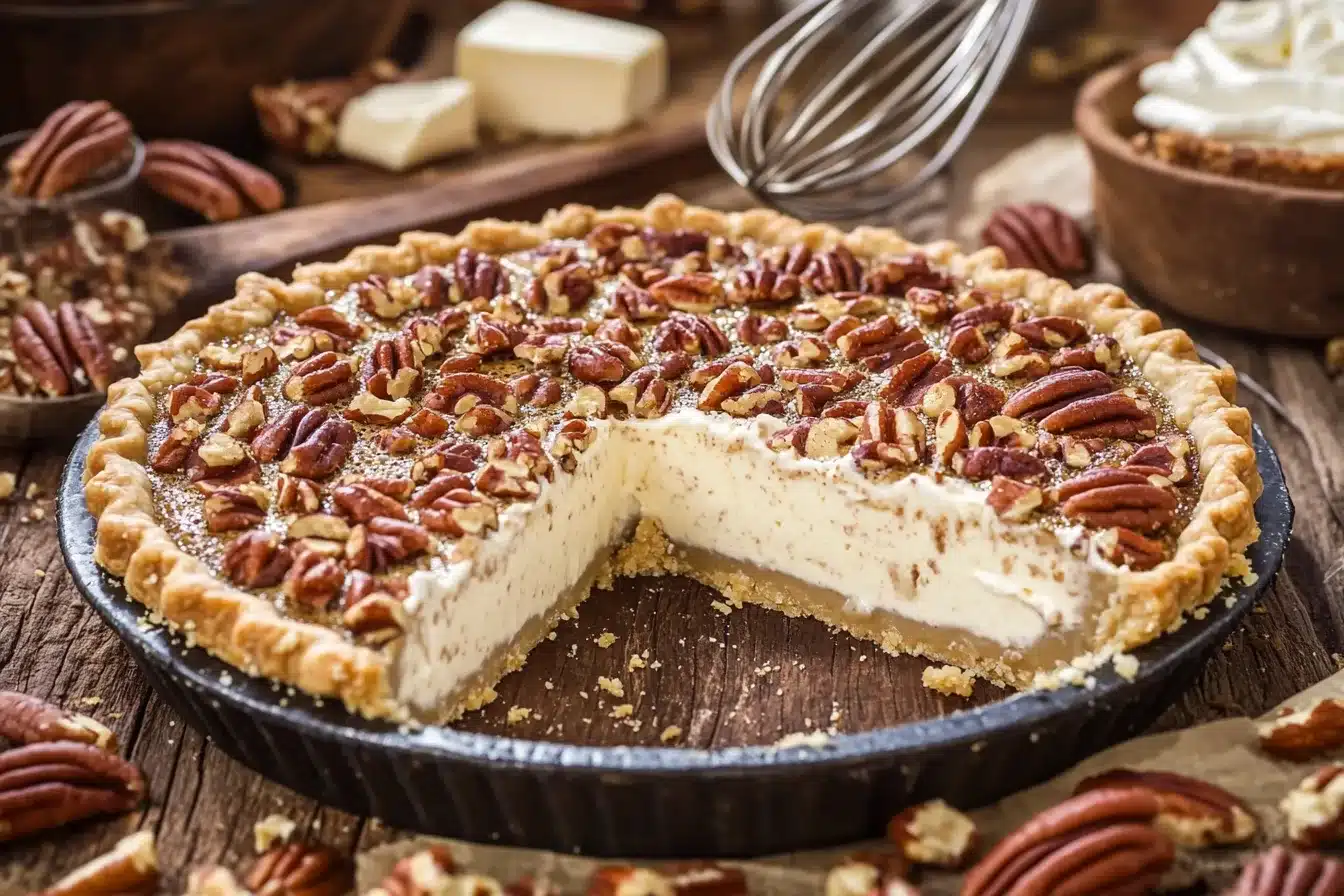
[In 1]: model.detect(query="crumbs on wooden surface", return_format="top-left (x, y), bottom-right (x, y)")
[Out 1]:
top-left (595, 632), bottom-right (617, 649)
top-left (922, 664), bottom-right (976, 698)
top-left (597, 676), bottom-right (624, 698)
top-left (253, 814), bottom-right (297, 853)
top-left (610, 704), bottom-right (634, 719)
top-left (710, 600), bottom-right (733, 615)
top-left (628, 655), bottom-right (646, 671)
top-left (660, 725), bottom-right (682, 743)
top-left (0, 472), bottom-right (15, 500)
top-left (506, 706), bottom-right (532, 724)
top-left (1112, 652), bottom-right (1139, 681)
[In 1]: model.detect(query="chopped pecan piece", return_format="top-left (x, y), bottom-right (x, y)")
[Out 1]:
top-left (416, 479), bottom-right (499, 538)
top-left (985, 477), bottom-right (1043, 522)
top-left (651, 312), bottom-right (730, 357)
top-left (275, 475), bottom-right (322, 514)
top-left (767, 417), bottom-right (859, 458)
top-left (610, 366), bottom-right (673, 418)
top-left (1125, 439), bottom-right (1195, 486)
top-left (452, 248), bottom-right (509, 302)
top-left (852, 403), bottom-right (926, 467)
top-left (733, 267), bottom-right (801, 305)
top-left (1076, 768), bottom-right (1256, 847)
top-left (1052, 336), bottom-right (1124, 374)
top-left (947, 325), bottom-right (991, 363)
top-left (346, 517), bottom-right (429, 573)
top-left (355, 274), bottom-right (420, 320)
top-left (887, 799), bottom-right (978, 869)
top-left (475, 458), bottom-right (542, 500)
top-left (40, 830), bottom-right (158, 896)
top-left (222, 531), bottom-right (292, 588)
top-left (464, 316), bottom-right (527, 357)
top-left (864, 253), bottom-right (952, 294)
top-left (771, 337), bottom-right (830, 368)
top-left (962, 788), bottom-right (1172, 896)
top-left (736, 314), bottom-right (788, 345)
top-left (457, 405), bottom-right (515, 437)
top-left (550, 419), bottom-right (597, 471)
top-left (823, 851), bottom-right (915, 896)
top-left (720, 385), bottom-right (783, 418)
top-left (1012, 315), bottom-right (1088, 349)
top-left (367, 846), bottom-right (458, 896)
top-left (595, 317), bottom-right (641, 348)
top-left (333, 483), bottom-right (408, 523)
top-left (1259, 698), bottom-right (1344, 760)
top-left (427, 372), bottom-right (517, 416)
top-left (1093, 527), bottom-right (1165, 570)
top-left (283, 544), bottom-right (346, 606)
top-left (187, 433), bottom-right (261, 487)
top-left (1283, 765), bottom-right (1344, 848)
top-left (344, 392), bottom-right (413, 425)
top-left (649, 273), bottom-right (725, 313)
top-left (609, 280), bottom-right (669, 321)
top-left (698, 362), bottom-right (760, 411)
top-left (411, 439), bottom-right (483, 482)
top-left (376, 428), bottom-right (419, 455)
top-left (152, 419), bottom-right (204, 472)
top-left (406, 408), bottom-right (450, 438)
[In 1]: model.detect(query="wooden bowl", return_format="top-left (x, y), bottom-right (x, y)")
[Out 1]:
top-left (1075, 51), bottom-right (1344, 338)
top-left (0, 0), bottom-right (410, 148)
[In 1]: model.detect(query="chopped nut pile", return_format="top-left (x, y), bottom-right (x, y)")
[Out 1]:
top-left (0, 209), bottom-right (187, 397)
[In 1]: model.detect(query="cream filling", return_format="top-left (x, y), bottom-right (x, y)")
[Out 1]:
top-left (395, 410), bottom-right (1124, 714)
top-left (1136, 0), bottom-right (1344, 152)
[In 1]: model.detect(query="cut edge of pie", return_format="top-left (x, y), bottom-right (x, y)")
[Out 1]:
top-left (81, 194), bottom-right (1262, 724)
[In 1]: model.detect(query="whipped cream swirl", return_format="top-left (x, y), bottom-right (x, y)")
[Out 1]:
top-left (1135, 0), bottom-right (1344, 152)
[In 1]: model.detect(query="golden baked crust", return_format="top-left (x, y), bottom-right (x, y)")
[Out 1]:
top-left (82, 194), bottom-right (1261, 720)
top-left (1134, 130), bottom-right (1344, 192)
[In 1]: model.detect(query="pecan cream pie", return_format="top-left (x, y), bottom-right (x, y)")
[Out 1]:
top-left (83, 196), bottom-right (1260, 722)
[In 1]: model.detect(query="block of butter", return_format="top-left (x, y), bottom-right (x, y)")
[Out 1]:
top-left (456, 0), bottom-right (668, 138)
top-left (336, 78), bottom-right (477, 172)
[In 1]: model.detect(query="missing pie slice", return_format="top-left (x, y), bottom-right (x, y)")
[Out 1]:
top-left (83, 195), bottom-right (1261, 722)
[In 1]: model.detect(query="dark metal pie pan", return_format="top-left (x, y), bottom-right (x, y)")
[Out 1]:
top-left (58, 419), bottom-right (1292, 857)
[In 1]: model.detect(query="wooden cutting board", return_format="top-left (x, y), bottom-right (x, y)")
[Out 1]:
top-left (271, 14), bottom-right (765, 207)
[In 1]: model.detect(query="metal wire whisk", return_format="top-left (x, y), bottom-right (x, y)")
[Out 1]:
top-left (708, 0), bottom-right (1038, 222)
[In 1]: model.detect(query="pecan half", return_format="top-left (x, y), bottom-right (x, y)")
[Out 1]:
top-left (981, 202), bottom-right (1091, 279)
top-left (733, 267), bottom-right (801, 305)
top-left (355, 274), bottom-right (421, 320)
top-left (1041, 391), bottom-right (1157, 440)
top-left (333, 482), bottom-right (408, 523)
top-left (411, 439), bottom-right (483, 482)
top-left (275, 474), bottom-right (322, 514)
top-left (1052, 336), bottom-right (1124, 374)
top-left (40, 830), bottom-right (158, 896)
top-left (1093, 527), bottom-right (1165, 571)
top-left (1260, 698), bottom-right (1344, 760)
top-left (142, 140), bottom-right (284, 222)
top-left (244, 842), bottom-right (351, 896)
top-left (283, 351), bottom-right (356, 405)
top-left (864, 253), bottom-right (952, 294)
top-left (341, 573), bottom-right (409, 646)
top-left (588, 866), bottom-right (674, 896)
top-left (1076, 768), bottom-right (1256, 847)
top-left (278, 411), bottom-right (355, 480)
top-left (6, 101), bottom-right (134, 199)
top-left (609, 280), bottom-right (669, 321)
top-left (12, 300), bottom-right (79, 396)
top-left (801, 246), bottom-right (863, 293)
top-left (962, 788), bottom-right (1172, 896)
top-left (1283, 765), bottom-right (1344, 848)
top-left (985, 477), bottom-right (1044, 522)
top-left (610, 366), bottom-right (673, 418)
top-left (736, 314), bottom-right (788, 345)
top-left (204, 483), bottom-right (270, 533)
top-left (1055, 468), bottom-right (1176, 532)
top-left (1001, 367), bottom-right (1114, 421)
top-left (835, 316), bottom-right (927, 372)
top-left (283, 544), bottom-right (345, 607)
top-left (649, 273), bottom-right (725, 313)
top-left (465, 317), bottom-right (527, 357)
top-left (0, 691), bottom-right (115, 751)
top-left (550, 419), bottom-right (597, 471)
top-left (877, 351), bottom-right (954, 410)
top-left (222, 531), bottom-right (292, 588)
top-left (0, 741), bottom-right (144, 843)
top-left (346, 518), bottom-right (429, 573)
top-left (1225, 847), bottom-right (1344, 896)
top-left (953, 447), bottom-right (1048, 482)
top-left (651, 312), bottom-right (730, 356)
top-left (570, 338), bottom-right (641, 384)
top-left (887, 799), bottom-right (978, 868)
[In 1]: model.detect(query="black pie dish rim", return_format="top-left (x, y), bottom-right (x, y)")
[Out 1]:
top-left (58, 418), bottom-right (1293, 852)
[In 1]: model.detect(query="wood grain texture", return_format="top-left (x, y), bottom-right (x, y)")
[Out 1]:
top-left (1, 131), bottom-right (1342, 896)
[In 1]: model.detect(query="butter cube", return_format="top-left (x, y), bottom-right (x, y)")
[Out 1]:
top-left (456, 0), bottom-right (668, 138)
top-left (336, 78), bottom-right (477, 172)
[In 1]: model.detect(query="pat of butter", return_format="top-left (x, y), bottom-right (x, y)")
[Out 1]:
top-left (336, 78), bottom-right (477, 172)
top-left (456, 0), bottom-right (668, 138)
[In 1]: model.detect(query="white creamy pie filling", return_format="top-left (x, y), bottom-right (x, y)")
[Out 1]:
top-left (394, 410), bottom-right (1125, 715)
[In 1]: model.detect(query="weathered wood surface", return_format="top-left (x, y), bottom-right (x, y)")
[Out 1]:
top-left (2, 130), bottom-right (1342, 895)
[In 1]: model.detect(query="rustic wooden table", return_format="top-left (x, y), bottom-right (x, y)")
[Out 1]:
top-left (2, 109), bottom-right (1341, 893)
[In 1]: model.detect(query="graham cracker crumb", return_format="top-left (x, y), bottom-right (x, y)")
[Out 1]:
top-left (0, 473), bottom-right (15, 500)
top-left (628, 655), bottom-right (645, 671)
top-left (1112, 653), bottom-right (1139, 681)
top-left (710, 600), bottom-right (733, 615)
top-left (253, 814), bottom-right (297, 853)
top-left (24, 482), bottom-right (41, 500)
top-left (33, 568), bottom-right (44, 579)
top-left (506, 706), bottom-right (532, 724)
top-left (660, 725), bottom-right (682, 743)
top-left (1192, 607), bottom-right (1209, 621)
top-left (773, 730), bottom-right (831, 750)
top-left (597, 676), bottom-right (624, 698)
top-left (595, 632), bottom-right (617, 649)
top-left (610, 704), bottom-right (634, 719)
top-left (922, 664), bottom-right (976, 697)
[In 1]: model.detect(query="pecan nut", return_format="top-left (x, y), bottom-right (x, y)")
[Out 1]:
top-left (1282, 765), bottom-right (1344, 848)
top-left (244, 842), bottom-right (352, 896)
top-left (141, 140), bottom-right (284, 222)
top-left (985, 477), bottom-right (1044, 522)
top-left (1225, 847), bottom-right (1344, 896)
top-left (962, 788), bottom-right (1173, 896)
top-left (1001, 367), bottom-right (1115, 422)
top-left (283, 544), bottom-right (346, 607)
top-left (981, 202), bottom-right (1091, 279)
top-left (651, 313), bottom-right (730, 356)
top-left (0, 741), bottom-right (144, 843)
top-left (0, 691), bottom-right (115, 751)
top-left (12, 300), bottom-right (80, 396)
top-left (569, 338), bottom-right (641, 384)
top-left (204, 483), bottom-right (271, 533)
top-left (823, 851), bottom-right (915, 896)
top-left (367, 847), bottom-right (457, 896)
top-left (953, 447), bottom-right (1048, 482)
top-left (346, 517), bottom-right (430, 573)
top-left (6, 101), bottom-right (134, 199)
top-left (1259, 698), bottom-right (1344, 761)
top-left (1055, 468), bottom-right (1176, 532)
top-left (1075, 768), bottom-right (1256, 847)
top-left (1092, 527), bottom-right (1165, 571)
top-left (40, 830), bottom-right (158, 896)
top-left (333, 483), bottom-right (408, 523)
top-left (282, 351), bottom-right (356, 405)
top-left (768, 417), bottom-right (859, 459)
top-left (279, 411), bottom-right (356, 480)
top-left (222, 531), bottom-right (293, 588)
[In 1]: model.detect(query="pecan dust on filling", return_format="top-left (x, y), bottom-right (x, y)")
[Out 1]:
top-left (143, 223), bottom-right (1202, 649)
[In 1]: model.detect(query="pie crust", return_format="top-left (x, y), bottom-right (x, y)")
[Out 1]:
top-left (82, 195), bottom-right (1261, 722)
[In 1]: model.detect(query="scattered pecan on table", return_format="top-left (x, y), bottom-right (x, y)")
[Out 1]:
top-left (244, 841), bottom-right (352, 896)
top-left (1283, 764), bottom-right (1344, 849)
top-left (1226, 846), bottom-right (1344, 896)
top-left (142, 139), bottom-right (285, 222)
top-left (1259, 697), bottom-right (1344, 761)
top-left (0, 689), bottom-right (144, 843)
top-left (981, 202), bottom-right (1092, 281)
top-left (38, 830), bottom-right (158, 896)
top-left (252, 59), bottom-right (404, 158)
top-left (4, 100), bottom-right (134, 200)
